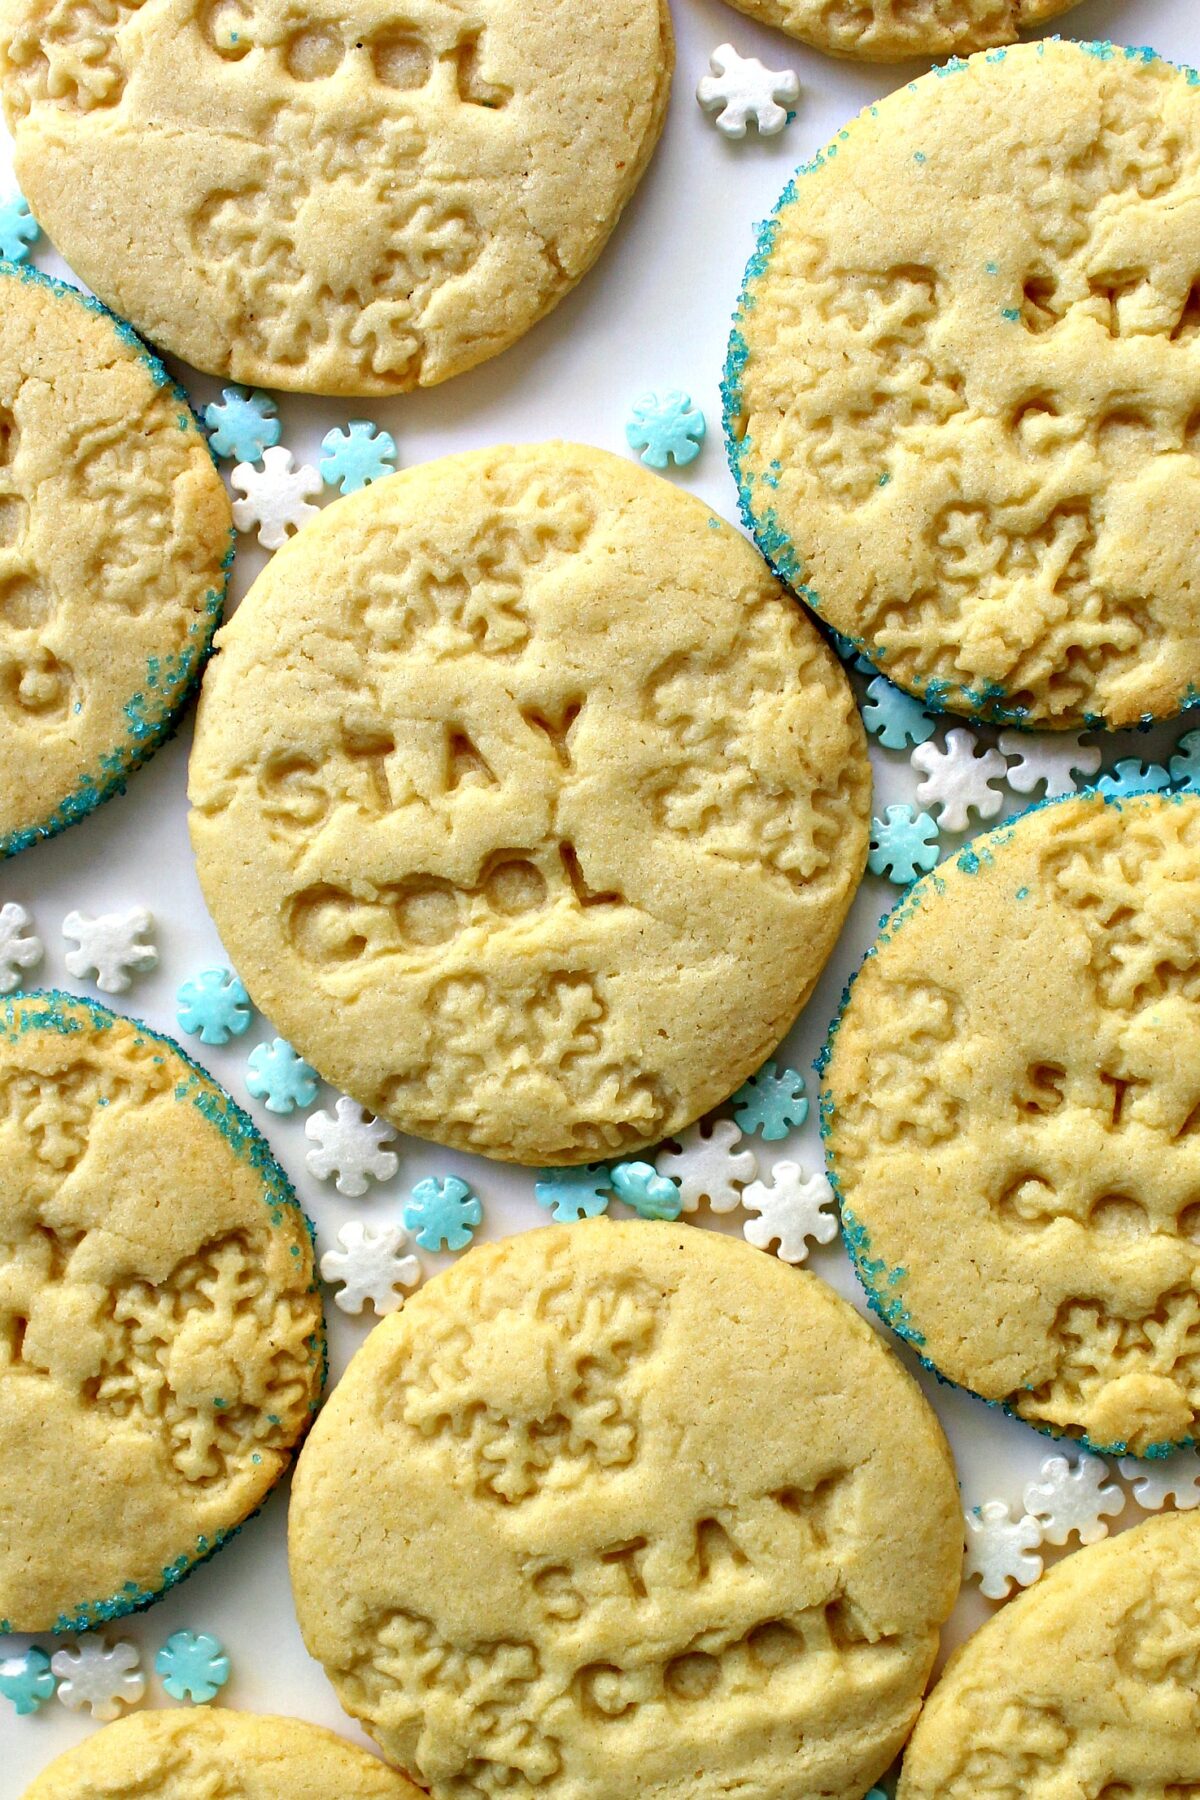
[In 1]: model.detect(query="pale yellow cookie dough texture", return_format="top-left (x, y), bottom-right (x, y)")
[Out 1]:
top-left (289, 1221), bottom-right (963, 1800)
top-left (188, 444), bottom-right (871, 1166)
top-left (0, 267), bottom-right (231, 858)
top-left (899, 1510), bottom-right (1200, 1799)
top-left (0, 0), bottom-right (672, 395)
top-left (20, 1708), bottom-right (424, 1799)
top-left (0, 993), bottom-right (323, 1633)
top-left (823, 791), bottom-right (1200, 1457)
top-left (730, 41), bottom-right (1200, 730)
top-left (720, 0), bottom-right (1077, 61)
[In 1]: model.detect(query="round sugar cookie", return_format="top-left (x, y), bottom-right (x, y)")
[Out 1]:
top-left (0, 267), bottom-right (231, 858)
top-left (288, 1220), bottom-right (963, 1800)
top-left (0, 0), bottom-right (672, 396)
top-left (20, 1708), bottom-right (423, 1798)
top-left (717, 0), bottom-right (1078, 62)
top-left (728, 40), bottom-right (1200, 731)
top-left (187, 443), bottom-right (871, 1166)
top-left (823, 791), bottom-right (1200, 1457)
top-left (0, 992), bottom-right (323, 1633)
top-left (898, 1511), bottom-right (1200, 1799)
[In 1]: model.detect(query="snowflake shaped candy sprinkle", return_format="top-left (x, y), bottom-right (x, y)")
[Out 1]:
top-left (1119, 1447), bottom-right (1200, 1512)
top-left (0, 900), bottom-right (42, 994)
top-left (1096, 759), bottom-right (1171, 799)
top-left (231, 445), bottom-right (322, 550)
top-left (176, 967), bottom-right (252, 1046)
top-left (0, 1646), bottom-right (56, 1715)
top-left (320, 1221), bottom-right (421, 1315)
top-left (319, 420), bottom-right (397, 494)
top-left (697, 43), bottom-right (799, 139)
top-left (609, 1160), bottom-right (682, 1220)
top-left (0, 191), bottom-right (39, 263)
top-left (51, 1639), bottom-right (145, 1720)
top-left (404, 1174), bottom-right (482, 1251)
top-left (1170, 728), bottom-right (1200, 791)
top-left (998, 729), bottom-right (1101, 799)
top-left (534, 1165), bottom-right (612, 1222)
top-left (1023, 1453), bottom-right (1124, 1546)
top-left (246, 1038), bottom-right (318, 1114)
top-left (740, 1161), bottom-right (837, 1264)
top-left (625, 391), bottom-right (706, 469)
top-left (305, 1097), bottom-right (398, 1197)
top-left (732, 1060), bottom-right (808, 1140)
top-left (861, 676), bottom-right (937, 750)
top-left (155, 1631), bottom-right (230, 1704)
top-left (911, 728), bottom-right (1007, 832)
top-left (203, 387), bottom-right (280, 464)
top-left (62, 907), bottom-right (157, 993)
top-left (963, 1501), bottom-right (1044, 1601)
top-left (868, 805), bottom-right (940, 884)
top-left (655, 1119), bottom-right (757, 1214)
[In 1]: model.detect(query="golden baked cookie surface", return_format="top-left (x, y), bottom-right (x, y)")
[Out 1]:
top-left (0, 993), bottom-right (323, 1633)
top-left (0, 0), bottom-right (671, 393)
top-left (823, 792), bottom-right (1200, 1455)
top-left (188, 443), bottom-right (870, 1166)
top-left (719, 0), bottom-right (1076, 61)
top-left (289, 1220), bottom-right (963, 1800)
top-left (730, 41), bottom-right (1200, 729)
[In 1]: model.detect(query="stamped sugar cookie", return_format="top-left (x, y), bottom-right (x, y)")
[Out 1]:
top-left (898, 1510), bottom-right (1200, 1799)
top-left (188, 443), bottom-right (870, 1166)
top-left (717, 0), bottom-right (1078, 61)
top-left (289, 1221), bottom-right (963, 1800)
top-left (823, 791), bottom-right (1200, 1456)
top-left (0, 992), bottom-right (323, 1633)
top-left (21, 1708), bottom-right (423, 1798)
top-left (0, 267), bottom-right (231, 858)
top-left (728, 41), bottom-right (1200, 730)
top-left (0, 0), bottom-right (672, 396)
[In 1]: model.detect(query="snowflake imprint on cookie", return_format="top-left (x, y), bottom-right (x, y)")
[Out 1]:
top-left (999, 729), bottom-right (1101, 799)
top-left (609, 1159), bottom-right (683, 1219)
top-left (0, 1646), bottom-right (55, 1714)
top-left (231, 447), bottom-right (322, 550)
top-left (911, 729), bottom-right (1007, 832)
top-left (655, 1118), bottom-right (757, 1213)
top-left (321, 1221), bottom-right (421, 1315)
top-left (625, 391), bottom-right (706, 469)
top-left (305, 1097), bottom-right (399, 1197)
top-left (0, 900), bottom-right (41, 993)
top-left (155, 1631), bottom-right (230, 1704)
top-left (51, 1639), bottom-right (145, 1720)
top-left (404, 1175), bottom-right (482, 1251)
top-left (697, 44), bottom-right (799, 139)
top-left (62, 907), bottom-right (157, 993)
top-left (533, 1164), bottom-right (612, 1222)
top-left (963, 1501), bottom-right (1044, 1601)
top-left (246, 1038), bottom-right (319, 1114)
top-left (1023, 1453), bottom-right (1124, 1546)
top-left (176, 968), bottom-right (253, 1046)
top-left (741, 1161), bottom-right (837, 1263)
top-left (1119, 1447), bottom-right (1200, 1512)
top-left (203, 388), bottom-right (280, 464)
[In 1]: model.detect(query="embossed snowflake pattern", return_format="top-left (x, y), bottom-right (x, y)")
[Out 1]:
top-left (245, 1038), bottom-right (319, 1114)
top-left (404, 1175), bottom-right (482, 1251)
top-left (0, 1646), bottom-right (55, 1714)
top-left (1095, 758), bottom-right (1172, 799)
top-left (202, 387), bottom-right (280, 464)
top-left (998, 728), bottom-right (1101, 799)
top-left (62, 907), bottom-right (157, 993)
top-left (861, 675), bottom-right (937, 749)
top-left (231, 446), bottom-right (322, 550)
top-left (175, 967), bottom-right (253, 1046)
top-left (320, 1221), bottom-right (422, 1315)
top-left (740, 1161), bottom-right (837, 1264)
top-left (0, 191), bottom-right (39, 262)
top-left (533, 1165), bottom-right (612, 1222)
top-left (963, 1501), bottom-right (1044, 1600)
top-left (1170, 728), bottom-right (1200, 791)
top-left (1023, 1452), bottom-right (1124, 1546)
top-left (1119, 1447), bottom-right (1200, 1512)
top-left (51, 1639), bottom-right (145, 1720)
top-left (305, 1097), bottom-right (399, 1197)
top-left (0, 900), bottom-right (42, 993)
top-left (655, 1119), bottom-right (757, 1214)
top-left (868, 805), bottom-right (941, 884)
top-left (319, 420), bottom-right (397, 494)
top-left (732, 1061), bottom-right (808, 1140)
top-left (609, 1160), bottom-right (683, 1220)
top-left (696, 43), bottom-right (799, 138)
top-left (625, 391), bottom-right (706, 469)
top-left (911, 728), bottom-right (1007, 832)
top-left (155, 1630), bottom-right (230, 1703)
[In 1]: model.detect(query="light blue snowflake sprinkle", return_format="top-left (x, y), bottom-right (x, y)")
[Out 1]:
top-left (155, 1630), bottom-right (230, 1703)
top-left (609, 1160), bottom-right (682, 1220)
top-left (1095, 759), bottom-right (1171, 799)
top-left (534, 1165), bottom-right (612, 1222)
top-left (869, 805), bottom-right (941, 884)
top-left (404, 1174), bottom-right (482, 1251)
top-left (203, 387), bottom-right (280, 463)
top-left (319, 420), bottom-right (397, 494)
top-left (246, 1038), bottom-right (318, 1114)
top-left (625, 390), bottom-right (706, 469)
top-left (0, 1646), bottom-right (56, 1715)
top-left (0, 192), bottom-right (39, 263)
top-left (732, 1061), bottom-right (808, 1140)
top-left (862, 676), bottom-right (937, 749)
top-left (176, 968), bottom-right (252, 1046)
top-left (1171, 729), bottom-right (1200, 790)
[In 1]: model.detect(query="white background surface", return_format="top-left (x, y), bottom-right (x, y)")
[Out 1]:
top-left (2, 0), bottom-right (1198, 1788)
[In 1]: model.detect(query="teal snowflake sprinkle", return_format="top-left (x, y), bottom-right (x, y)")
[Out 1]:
top-left (404, 1174), bottom-right (482, 1250)
top-left (203, 387), bottom-right (280, 463)
top-left (732, 1060), bottom-right (808, 1140)
top-left (319, 420), bottom-right (397, 494)
top-left (155, 1630), bottom-right (230, 1703)
top-left (245, 1038), bottom-right (318, 1114)
top-left (1170, 729), bottom-right (1200, 790)
top-left (869, 805), bottom-right (941, 884)
top-left (534, 1165), bottom-right (612, 1222)
top-left (1095, 759), bottom-right (1171, 798)
top-left (176, 968), bottom-right (252, 1046)
top-left (625, 390), bottom-right (706, 469)
top-left (0, 1646), bottom-right (55, 1714)
top-left (0, 192), bottom-right (39, 263)
top-left (609, 1160), bottom-right (682, 1220)
top-left (861, 675), bottom-right (937, 749)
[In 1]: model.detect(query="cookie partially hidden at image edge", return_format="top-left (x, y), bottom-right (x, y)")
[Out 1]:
top-left (289, 1220), bottom-right (963, 1800)
top-left (0, 992), bottom-right (323, 1634)
top-left (728, 40), bottom-right (1200, 731)
top-left (717, 0), bottom-right (1079, 62)
top-left (187, 443), bottom-right (871, 1166)
top-left (0, 266), bottom-right (231, 858)
top-left (0, 0), bottom-right (672, 395)
top-left (19, 1708), bottom-right (423, 1798)
top-left (898, 1510), bottom-right (1200, 1799)
top-left (823, 791), bottom-right (1200, 1457)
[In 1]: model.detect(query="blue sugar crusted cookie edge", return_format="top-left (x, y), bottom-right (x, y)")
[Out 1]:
top-left (0, 262), bottom-right (235, 861)
top-left (0, 989), bottom-right (326, 1635)
top-left (721, 38), bottom-right (1200, 732)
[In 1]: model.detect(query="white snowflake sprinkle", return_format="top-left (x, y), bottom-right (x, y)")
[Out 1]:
top-left (696, 43), bottom-right (799, 140)
top-left (963, 1501), bottom-right (1044, 1600)
top-left (1023, 1452), bottom-right (1124, 1546)
top-left (655, 1118), bottom-right (757, 1214)
top-left (320, 1221), bottom-right (421, 1316)
top-left (0, 901), bottom-right (42, 994)
top-left (911, 729), bottom-right (1008, 833)
top-left (305, 1096), bottom-right (399, 1197)
top-left (51, 1639), bottom-right (145, 1721)
top-left (740, 1161), bottom-right (837, 1264)
top-left (998, 729), bottom-right (1101, 800)
top-left (230, 445), bottom-right (322, 550)
top-left (1119, 1447), bottom-right (1200, 1512)
top-left (62, 907), bottom-right (157, 993)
